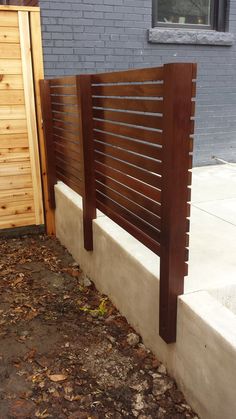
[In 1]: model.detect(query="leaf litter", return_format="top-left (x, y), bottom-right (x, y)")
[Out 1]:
top-left (0, 234), bottom-right (199, 419)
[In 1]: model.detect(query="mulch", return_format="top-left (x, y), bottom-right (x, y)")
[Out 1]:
top-left (0, 234), bottom-right (198, 419)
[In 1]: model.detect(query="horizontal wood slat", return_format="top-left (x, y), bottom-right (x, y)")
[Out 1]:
top-left (0, 11), bottom-right (19, 27)
top-left (0, 133), bottom-right (28, 148)
top-left (95, 173), bottom-right (161, 225)
top-left (0, 90), bottom-right (24, 105)
top-left (52, 110), bottom-right (79, 125)
top-left (96, 189), bottom-right (161, 244)
top-left (0, 27), bottom-right (20, 43)
top-left (95, 151), bottom-right (162, 190)
top-left (0, 161), bottom-right (31, 176)
top-left (94, 141), bottom-right (162, 174)
top-left (0, 188), bottom-right (33, 204)
top-left (0, 213), bottom-right (36, 229)
top-left (0, 59), bottom-right (22, 74)
top-left (50, 94), bottom-right (77, 106)
top-left (95, 160), bottom-right (161, 203)
top-left (52, 126), bottom-right (79, 142)
top-left (52, 118), bottom-right (79, 134)
top-left (0, 200), bottom-right (34, 217)
top-left (92, 67), bottom-right (164, 84)
top-left (0, 174), bottom-right (32, 191)
top-left (93, 109), bottom-right (163, 130)
top-left (0, 75), bottom-right (23, 90)
top-left (97, 199), bottom-right (161, 256)
top-left (49, 76), bottom-right (76, 87)
top-left (56, 169), bottom-right (82, 195)
top-left (0, 119), bottom-right (27, 135)
top-left (50, 85), bottom-right (76, 96)
top-left (0, 105), bottom-right (26, 119)
top-left (93, 130), bottom-right (162, 160)
top-left (51, 103), bottom-right (78, 114)
top-left (92, 83), bottom-right (164, 98)
top-left (93, 97), bottom-right (163, 114)
top-left (94, 119), bottom-right (162, 145)
top-left (54, 138), bottom-right (80, 156)
top-left (0, 43), bottom-right (21, 59)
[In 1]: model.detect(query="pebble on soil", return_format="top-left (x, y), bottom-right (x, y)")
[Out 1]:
top-left (0, 234), bottom-right (199, 419)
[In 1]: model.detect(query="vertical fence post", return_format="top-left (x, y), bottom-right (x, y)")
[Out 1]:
top-left (76, 75), bottom-right (96, 251)
top-left (39, 80), bottom-right (57, 210)
top-left (160, 63), bottom-right (196, 344)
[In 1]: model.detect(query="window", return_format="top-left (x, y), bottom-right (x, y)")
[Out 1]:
top-left (153, 0), bottom-right (228, 31)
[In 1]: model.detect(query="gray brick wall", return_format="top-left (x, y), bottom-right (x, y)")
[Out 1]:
top-left (39, 0), bottom-right (236, 166)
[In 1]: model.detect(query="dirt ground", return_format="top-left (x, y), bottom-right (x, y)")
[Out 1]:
top-left (0, 234), bottom-right (198, 419)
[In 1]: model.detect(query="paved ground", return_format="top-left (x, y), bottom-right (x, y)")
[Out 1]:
top-left (0, 235), bottom-right (198, 419)
top-left (187, 163), bottom-right (236, 292)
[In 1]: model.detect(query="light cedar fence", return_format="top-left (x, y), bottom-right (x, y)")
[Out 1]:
top-left (40, 63), bottom-right (197, 344)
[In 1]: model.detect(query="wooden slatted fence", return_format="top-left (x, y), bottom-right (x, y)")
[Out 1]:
top-left (40, 63), bottom-right (197, 344)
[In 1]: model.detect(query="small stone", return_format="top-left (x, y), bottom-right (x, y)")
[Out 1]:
top-left (127, 333), bottom-right (140, 347)
top-left (158, 364), bottom-right (167, 375)
top-left (83, 276), bottom-right (92, 287)
top-left (133, 393), bottom-right (145, 410)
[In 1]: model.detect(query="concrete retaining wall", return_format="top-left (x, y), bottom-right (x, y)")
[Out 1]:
top-left (55, 182), bottom-right (236, 419)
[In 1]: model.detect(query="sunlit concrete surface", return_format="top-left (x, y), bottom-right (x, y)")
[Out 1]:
top-left (187, 164), bottom-right (236, 293)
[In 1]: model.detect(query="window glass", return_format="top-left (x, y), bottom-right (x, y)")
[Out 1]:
top-left (158, 0), bottom-right (212, 26)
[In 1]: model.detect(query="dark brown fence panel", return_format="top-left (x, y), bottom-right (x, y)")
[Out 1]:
top-left (40, 63), bottom-right (196, 345)
top-left (48, 76), bottom-right (83, 197)
top-left (0, 0), bottom-right (39, 5)
top-left (91, 67), bottom-right (163, 257)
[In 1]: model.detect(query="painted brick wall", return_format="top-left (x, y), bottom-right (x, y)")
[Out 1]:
top-left (39, 0), bottom-right (236, 166)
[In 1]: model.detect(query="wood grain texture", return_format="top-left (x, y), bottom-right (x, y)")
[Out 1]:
top-left (159, 63), bottom-right (197, 344)
top-left (0, 119), bottom-right (27, 134)
top-left (76, 74), bottom-right (96, 251)
top-left (0, 59), bottom-right (22, 74)
top-left (0, 43), bottom-right (21, 58)
top-left (19, 11), bottom-right (44, 225)
top-left (92, 66), bottom-right (164, 84)
top-left (0, 105), bottom-right (26, 119)
top-left (0, 27), bottom-right (20, 43)
top-left (0, 10), bottom-right (18, 26)
top-left (30, 10), bottom-right (55, 234)
top-left (0, 75), bottom-right (24, 90)
top-left (92, 83), bottom-right (163, 98)
top-left (0, 90), bottom-right (24, 105)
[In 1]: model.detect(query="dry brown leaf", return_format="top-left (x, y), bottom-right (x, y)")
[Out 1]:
top-left (48, 374), bottom-right (68, 382)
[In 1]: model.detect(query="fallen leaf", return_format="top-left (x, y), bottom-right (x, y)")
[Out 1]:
top-left (48, 374), bottom-right (68, 382)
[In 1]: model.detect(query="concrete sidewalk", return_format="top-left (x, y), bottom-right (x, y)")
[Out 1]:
top-left (186, 163), bottom-right (236, 293)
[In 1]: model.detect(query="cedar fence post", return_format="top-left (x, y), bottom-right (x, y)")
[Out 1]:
top-left (76, 75), bottom-right (96, 251)
top-left (39, 80), bottom-right (57, 211)
top-left (160, 63), bottom-right (196, 344)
